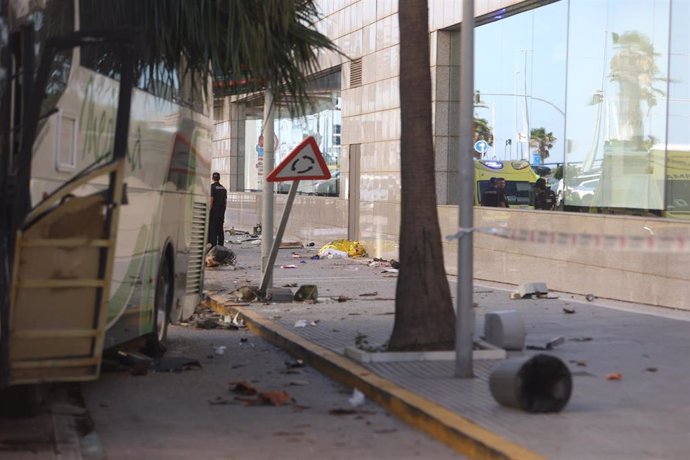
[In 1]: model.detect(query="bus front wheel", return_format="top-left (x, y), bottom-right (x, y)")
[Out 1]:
top-left (153, 251), bottom-right (173, 346)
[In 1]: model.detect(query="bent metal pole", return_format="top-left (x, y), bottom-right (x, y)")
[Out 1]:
top-left (455, 0), bottom-right (475, 378)
top-left (261, 88), bottom-right (275, 287)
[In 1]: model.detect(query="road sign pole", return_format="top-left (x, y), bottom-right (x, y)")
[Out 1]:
top-left (259, 180), bottom-right (299, 294)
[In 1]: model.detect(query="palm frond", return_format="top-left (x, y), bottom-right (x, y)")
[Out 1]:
top-left (76, 0), bottom-right (341, 116)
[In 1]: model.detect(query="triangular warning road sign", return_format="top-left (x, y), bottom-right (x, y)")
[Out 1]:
top-left (266, 136), bottom-right (331, 182)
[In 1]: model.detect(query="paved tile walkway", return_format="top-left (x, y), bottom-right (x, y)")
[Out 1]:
top-left (205, 238), bottom-right (690, 459)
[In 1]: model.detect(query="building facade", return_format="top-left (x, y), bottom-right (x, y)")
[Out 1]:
top-left (213, 0), bottom-right (690, 310)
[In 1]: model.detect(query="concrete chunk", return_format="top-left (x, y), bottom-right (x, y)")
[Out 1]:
top-left (484, 310), bottom-right (526, 351)
top-left (516, 282), bottom-right (548, 298)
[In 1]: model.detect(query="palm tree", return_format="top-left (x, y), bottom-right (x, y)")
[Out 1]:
top-left (388, 1), bottom-right (455, 351)
top-left (530, 127), bottom-right (556, 163)
top-left (76, 0), bottom-right (340, 116)
top-left (473, 117), bottom-right (494, 159)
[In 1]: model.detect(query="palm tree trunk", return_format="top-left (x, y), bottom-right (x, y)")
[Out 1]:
top-left (389, 0), bottom-right (455, 351)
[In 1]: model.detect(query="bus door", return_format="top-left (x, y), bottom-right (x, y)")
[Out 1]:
top-left (1, 28), bottom-right (135, 387)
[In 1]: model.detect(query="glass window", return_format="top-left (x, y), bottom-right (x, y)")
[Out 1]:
top-left (565, 0), bottom-right (671, 211)
top-left (474, 2), bottom-right (567, 169)
top-left (665, 0), bottom-right (690, 216)
top-left (243, 72), bottom-right (341, 195)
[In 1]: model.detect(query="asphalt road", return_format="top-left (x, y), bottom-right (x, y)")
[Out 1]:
top-left (80, 320), bottom-right (464, 460)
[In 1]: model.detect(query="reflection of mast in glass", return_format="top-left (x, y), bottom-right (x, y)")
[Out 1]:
top-left (583, 31), bottom-right (609, 172)
top-left (522, 49), bottom-right (530, 161)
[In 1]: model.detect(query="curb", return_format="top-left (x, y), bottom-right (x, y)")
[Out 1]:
top-left (205, 293), bottom-right (543, 460)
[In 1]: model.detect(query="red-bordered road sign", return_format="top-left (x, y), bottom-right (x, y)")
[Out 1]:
top-left (265, 136), bottom-right (331, 182)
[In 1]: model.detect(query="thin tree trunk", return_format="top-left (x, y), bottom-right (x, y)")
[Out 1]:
top-left (389, 0), bottom-right (455, 351)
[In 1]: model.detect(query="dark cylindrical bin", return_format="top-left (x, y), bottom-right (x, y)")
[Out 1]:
top-left (489, 354), bottom-right (572, 413)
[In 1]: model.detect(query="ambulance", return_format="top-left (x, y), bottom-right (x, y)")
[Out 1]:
top-left (474, 159), bottom-right (539, 208)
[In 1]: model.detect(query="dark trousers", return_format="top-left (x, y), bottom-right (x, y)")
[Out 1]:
top-left (208, 214), bottom-right (224, 247)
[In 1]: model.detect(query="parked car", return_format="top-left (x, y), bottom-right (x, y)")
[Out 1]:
top-left (568, 178), bottom-right (598, 206)
top-left (314, 170), bottom-right (340, 196)
top-left (275, 180), bottom-right (316, 195)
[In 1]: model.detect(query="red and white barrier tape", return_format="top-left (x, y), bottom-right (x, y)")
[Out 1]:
top-left (447, 227), bottom-right (690, 252)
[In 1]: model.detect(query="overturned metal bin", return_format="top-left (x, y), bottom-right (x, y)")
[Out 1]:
top-left (489, 354), bottom-right (572, 413)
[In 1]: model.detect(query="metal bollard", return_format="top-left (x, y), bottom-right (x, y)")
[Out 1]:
top-left (489, 354), bottom-right (572, 413)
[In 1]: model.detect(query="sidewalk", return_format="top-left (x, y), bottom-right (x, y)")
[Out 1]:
top-left (204, 237), bottom-right (690, 460)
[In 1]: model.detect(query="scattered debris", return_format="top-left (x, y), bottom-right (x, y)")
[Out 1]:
top-left (586, 293), bottom-right (596, 302)
top-left (645, 367), bottom-right (658, 373)
top-left (294, 285), bottom-right (319, 302)
top-left (229, 382), bottom-right (293, 407)
top-left (568, 360), bottom-right (587, 367)
top-left (228, 285), bottom-right (260, 302)
top-left (320, 248), bottom-right (348, 258)
top-left (294, 319), bottom-right (308, 328)
top-left (381, 268), bottom-right (399, 274)
top-left (389, 259), bottom-right (400, 269)
top-left (208, 397), bottom-right (233, 406)
top-left (606, 372), bottom-right (623, 381)
top-left (153, 357), bottom-right (201, 373)
top-left (288, 380), bottom-right (310, 386)
top-left (283, 283), bottom-right (298, 287)
top-left (354, 333), bottom-right (388, 352)
top-left (229, 381), bottom-right (259, 396)
top-left (280, 264), bottom-right (298, 269)
top-left (348, 389), bottom-right (365, 407)
top-left (513, 282), bottom-right (549, 299)
top-left (285, 359), bottom-right (306, 369)
top-left (333, 296), bottom-right (349, 302)
top-left (484, 310), bottom-right (526, 350)
top-left (359, 291), bottom-right (378, 297)
top-left (116, 350), bottom-right (153, 376)
top-left (254, 390), bottom-right (292, 407)
top-left (280, 241), bottom-right (303, 249)
top-left (526, 336), bottom-right (565, 351)
top-left (205, 245), bottom-right (237, 268)
top-left (569, 336), bottom-right (593, 342)
top-left (213, 346), bottom-right (227, 355)
top-left (195, 317), bottom-right (222, 329)
top-left (228, 312), bottom-right (245, 328)
top-left (310, 255), bottom-right (320, 260)
top-left (265, 287), bottom-right (295, 302)
top-left (188, 306), bottom-right (242, 330)
top-left (563, 307), bottom-right (576, 314)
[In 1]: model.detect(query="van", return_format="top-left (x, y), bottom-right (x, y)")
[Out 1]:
top-left (474, 159), bottom-right (538, 208)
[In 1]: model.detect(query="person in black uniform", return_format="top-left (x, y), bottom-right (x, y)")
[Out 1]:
top-left (534, 178), bottom-right (557, 210)
top-left (208, 172), bottom-right (227, 247)
top-left (481, 177), bottom-right (509, 207)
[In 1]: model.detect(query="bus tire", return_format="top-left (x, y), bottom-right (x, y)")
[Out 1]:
top-left (153, 250), bottom-right (174, 346)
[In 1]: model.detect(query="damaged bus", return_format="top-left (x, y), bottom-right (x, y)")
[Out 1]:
top-left (0, 0), bottom-right (211, 394)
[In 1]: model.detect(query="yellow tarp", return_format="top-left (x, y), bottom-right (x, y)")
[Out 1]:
top-left (318, 240), bottom-right (367, 258)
